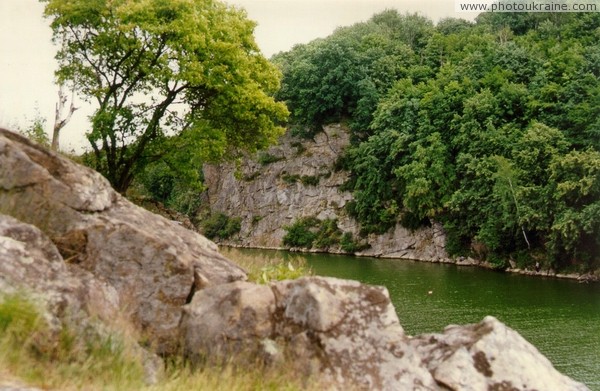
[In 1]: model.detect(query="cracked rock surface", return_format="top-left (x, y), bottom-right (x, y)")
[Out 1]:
top-left (203, 125), bottom-right (448, 261)
top-left (180, 276), bottom-right (589, 390)
top-left (0, 128), bottom-right (246, 353)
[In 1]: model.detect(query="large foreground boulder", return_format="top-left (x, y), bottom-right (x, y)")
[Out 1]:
top-left (180, 277), bottom-right (589, 390)
top-left (0, 128), bottom-right (246, 352)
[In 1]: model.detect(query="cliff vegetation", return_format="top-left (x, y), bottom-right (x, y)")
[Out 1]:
top-left (273, 10), bottom-right (600, 273)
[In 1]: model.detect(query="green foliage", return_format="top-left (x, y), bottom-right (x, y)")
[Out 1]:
top-left (300, 175), bottom-right (320, 186)
top-left (281, 174), bottom-right (320, 186)
top-left (134, 159), bottom-right (203, 216)
top-left (282, 217), bottom-right (369, 253)
top-left (281, 173), bottom-right (300, 184)
top-left (44, 0), bottom-right (289, 192)
top-left (282, 217), bottom-right (319, 248)
top-left (290, 141), bottom-right (307, 155)
top-left (273, 10), bottom-right (433, 136)
top-left (339, 232), bottom-right (370, 253)
top-left (257, 152), bottom-right (285, 165)
top-left (19, 112), bottom-right (50, 147)
top-left (313, 219), bottom-right (342, 248)
top-left (278, 10), bottom-right (600, 271)
top-left (201, 212), bottom-right (242, 240)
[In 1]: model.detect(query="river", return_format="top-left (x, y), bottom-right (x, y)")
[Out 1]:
top-left (228, 248), bottom-right (600, 389)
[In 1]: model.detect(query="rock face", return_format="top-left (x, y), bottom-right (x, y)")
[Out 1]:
top-left (0, 128), bottom-right (246, 352)
top-left (409, 316), bottom-right (589, 391)
top-left (181, 277), bottom-right (589, 391)
top-left (0, 214), bottom-right (119, 330)
top-left (181, 277), bottom-right (439, 390)
top-left (203, 125), bottom-right (449, 261)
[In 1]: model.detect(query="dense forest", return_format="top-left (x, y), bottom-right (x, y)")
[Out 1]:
top-left (272, 10), bottom-right (600, 272)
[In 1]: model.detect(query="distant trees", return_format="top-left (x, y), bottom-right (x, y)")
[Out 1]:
top-left (276, 10), bottom-right (600, 271)
top-left (43, 0), bottom-right (288, 193)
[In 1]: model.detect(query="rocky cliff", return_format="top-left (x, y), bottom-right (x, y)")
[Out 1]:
top-left (0, 128), bottom-right (589, 390)
top-left (203, 124), bottom-right (448, 262)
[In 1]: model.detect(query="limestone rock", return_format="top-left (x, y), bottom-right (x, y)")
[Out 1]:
top-left (0, 128), bottom-right (246, 352)
top-left (181, 276), bottom-right (439, 390)
top-left (180, 281), bottom-right (276, 357)
top-left (202, 125), bottom-right (449, 261)
top-left (0, 214), bottom-right (119, 329)
top-left (409, 316), bottom-right (590, 391)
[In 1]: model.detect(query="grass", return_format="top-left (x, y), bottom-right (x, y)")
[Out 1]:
top-left (0, 293), bottom-right (146, 391)
top-left (220, 247), bottom-right (313, 284)
top-left (1, 254), bottom-right (320, 391)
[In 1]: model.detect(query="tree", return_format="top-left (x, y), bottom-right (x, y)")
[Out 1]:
top-left (52, 84), bottom-right (78, 151)
top-left (43, 0), bottom-right (288, 192)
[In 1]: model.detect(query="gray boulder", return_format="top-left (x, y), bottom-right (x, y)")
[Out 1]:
top-left (0, 128), bottom-right (246, 353)
top-left (181, 276), bottom-right (439, 390)
top-left (409, 316), bottom-right (590, 391)
top-left (181, 276), bottom-right (590, 390)
top-left (0, 214), bottom-right (119, 329)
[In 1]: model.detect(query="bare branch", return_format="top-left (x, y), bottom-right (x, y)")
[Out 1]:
top-left (52, 85), bottom-right (79, 151)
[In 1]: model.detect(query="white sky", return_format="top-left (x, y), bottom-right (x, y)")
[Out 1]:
top-left (0, 0), bottom-right (475, 152)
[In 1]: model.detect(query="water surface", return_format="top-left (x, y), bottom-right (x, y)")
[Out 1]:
top-left (233, 249), bottom-right (600, 389)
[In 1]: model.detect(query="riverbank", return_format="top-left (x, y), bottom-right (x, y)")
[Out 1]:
top-left (219, 243), bottom-right (600, 283)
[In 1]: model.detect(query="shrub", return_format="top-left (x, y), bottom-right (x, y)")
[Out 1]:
top-left (257, 152), bottom-right (285, 165)
top-left (313, 219), bottom-right (342, 249)
top-left (202, 212), bottom-right (242, 240)
top-left (340, 232), bottom-right (371, 253)
top-left (300, 175), bottom-right (320, 186)
top-left (282, 217), bottom-right (319, 248)
top-left (281, 174), bottom-right (300, 184)
top-left (290, 141), bottom-right (307, 156)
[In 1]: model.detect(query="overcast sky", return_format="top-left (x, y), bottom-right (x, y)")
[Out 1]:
top-left (0, 0), bottom-right (475, 151)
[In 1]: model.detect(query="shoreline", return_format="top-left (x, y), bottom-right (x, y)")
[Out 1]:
top-left (219, 243), bottom-right (600, 283)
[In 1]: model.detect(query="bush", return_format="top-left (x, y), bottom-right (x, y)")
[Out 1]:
top-left (281, 174), bottom-right (300, 184)
top-left (282, 217), bottom-right (320, 248)
top-left (257, 152), bottom-right (285, 165)
top-left (300, 175), bottom-right (320, 186)
top-left (282, 217), bottom-right (370, 252)
top-left (202, 212), bottom-right (242, 240)
top-left (340, 232), bottom-right (371, 253)
top-left (313, 219), bottom-right (342, 248)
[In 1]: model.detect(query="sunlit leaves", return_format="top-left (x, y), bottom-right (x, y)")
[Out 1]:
top-left (43, 0), bottom-right (288, 192)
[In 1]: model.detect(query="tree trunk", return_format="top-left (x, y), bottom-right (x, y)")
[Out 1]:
top-left (52, 86), bottom-right (77, 151)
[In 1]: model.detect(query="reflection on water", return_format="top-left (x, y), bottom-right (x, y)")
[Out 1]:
top-left (228, 248), bottom-right (600, 389)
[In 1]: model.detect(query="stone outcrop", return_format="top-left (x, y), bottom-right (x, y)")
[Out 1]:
top-left (203, 125), bottom-right (449, 262)
top-left (181, 277), bottom-right (589, 390)
top-left (409, 316), bottom-right (589, 391)
top-left (0, 128), bottom-right (246, 352)
top-left (181, 277), bottom-right (439, 390)
top-left (0, 128), bottom-right (589, 390)
top-left (0, 214), bottom-right (119, 330)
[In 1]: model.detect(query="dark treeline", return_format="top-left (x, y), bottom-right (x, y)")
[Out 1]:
top-left (273, 10), bottom-right (600, 271)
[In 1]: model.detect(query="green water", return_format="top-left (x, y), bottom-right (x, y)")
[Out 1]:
top-left (238, 249), bottom-right (600, 389)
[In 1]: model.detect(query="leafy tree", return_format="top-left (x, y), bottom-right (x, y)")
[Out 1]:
top-left (276, 9), bottom-right (600, 270)
top-left (43, 0), bottom-right (288, 192)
